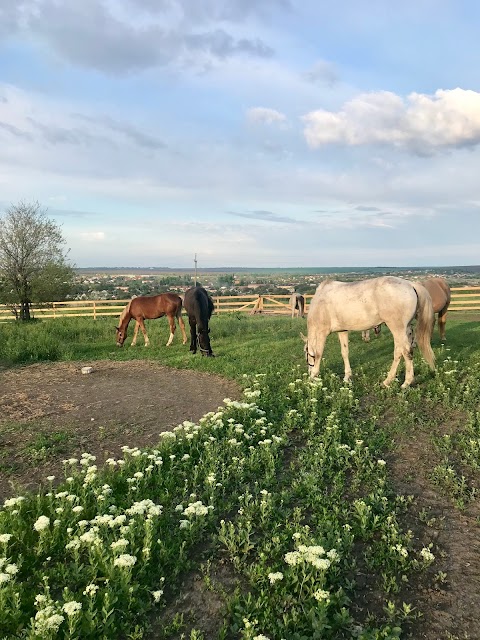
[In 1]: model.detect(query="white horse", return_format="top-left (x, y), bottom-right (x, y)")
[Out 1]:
top-left (289, 292), bottom-right (305, 318)
top-left (302, 276), bottom-right (435, 388)
top-left (361, 325), bottom-right (382, 342)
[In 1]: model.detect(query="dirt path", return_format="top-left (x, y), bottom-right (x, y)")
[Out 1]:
top-left (390, 429), bottom-right (480, 640)
top-left (0, 360), bottom-right (240, 500)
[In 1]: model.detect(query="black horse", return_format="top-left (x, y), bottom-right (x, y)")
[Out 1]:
top-left (183, 286), bottom-right (215, 356)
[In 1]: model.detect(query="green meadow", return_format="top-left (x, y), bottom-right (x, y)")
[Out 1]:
top-left (0, 313), bottom-right (479, 639)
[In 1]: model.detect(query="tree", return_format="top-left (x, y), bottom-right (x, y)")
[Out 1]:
top-left (0, 201), bottom-right (75, 320)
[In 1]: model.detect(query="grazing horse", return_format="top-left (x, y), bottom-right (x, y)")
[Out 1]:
top-left (302, 276), bottom-right (435, 388)
top-left (420, 277), bottom-right (451, 341)
top-left (289, 292), bottom-right (305, 318)
top-left (363, 277), bottom-right (451, 342)
top-left (361, 325), bottom-right (381, 342)
top-left (116, 294), bottom-right (187, 347)
top-left (183, 286), bottom-right (215, 356)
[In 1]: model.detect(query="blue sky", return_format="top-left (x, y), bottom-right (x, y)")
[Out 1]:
top-left (1, 0), bottom-right (480, 268)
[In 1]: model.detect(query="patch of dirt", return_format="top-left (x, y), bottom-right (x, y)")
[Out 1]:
top-left (387, 414), bottom-right (480, 640)
top-left (148, 559), bottom-right (241, 639)
top-left (0, 360), bottom-right (241, 501)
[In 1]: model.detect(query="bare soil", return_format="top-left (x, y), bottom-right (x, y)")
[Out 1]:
top-left (0, 360), bottom-right (240, 500)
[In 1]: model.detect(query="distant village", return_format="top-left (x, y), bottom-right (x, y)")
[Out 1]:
top-left (71, 266), bottom-right (480, 301)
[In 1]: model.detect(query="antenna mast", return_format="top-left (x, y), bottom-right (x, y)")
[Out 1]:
top-left (194, 253), bottom-right (198, 286)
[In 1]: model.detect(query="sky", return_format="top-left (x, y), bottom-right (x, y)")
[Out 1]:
top-left (1, 0), bottom-right (480, 268)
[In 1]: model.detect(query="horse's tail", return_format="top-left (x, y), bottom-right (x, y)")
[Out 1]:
top-left (412, 282), bottom-right (435, 370)
top-left (175, 296), bottom-right (183, 320)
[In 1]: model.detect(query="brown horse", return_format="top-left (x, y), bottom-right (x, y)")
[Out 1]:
top-left (116, 294), bottom-right (187, 347)
top-left (420, 277), bottom-right (451, 341)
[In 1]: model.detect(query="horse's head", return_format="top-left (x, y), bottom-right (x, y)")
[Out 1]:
top-left (300, 332), bottom-right (315, 370)
top-left (198, 328), bottom-right (214, 357)
top-left (115, 326), bottom-right (126, 347)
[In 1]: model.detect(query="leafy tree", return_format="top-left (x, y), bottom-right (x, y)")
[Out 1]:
top-left (0, 201), bottom-right (75, 320)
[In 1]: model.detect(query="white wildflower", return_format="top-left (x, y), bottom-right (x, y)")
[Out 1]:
top-left (34, 516), bottom-right (50, 532)
top-left (268, 572), bottom-right (283, 584)
top-left (63, 601), bottom-right (82, 616)
top-left (114, 554), bottom-right (137, 568)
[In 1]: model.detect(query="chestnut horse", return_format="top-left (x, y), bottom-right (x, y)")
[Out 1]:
top-left (289, 292), bottom-right (305, 318)
top-left (421, 277), bottom-right (451, 341)
top-left (183, 286), bottom-right (215, 356)
top-left (302, 276), bottom-right (435, 388)
top-left (116, 293), bottom-right (187, 347)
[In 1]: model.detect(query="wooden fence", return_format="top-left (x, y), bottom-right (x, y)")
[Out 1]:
top-left (1, 287), bottom-right (480, 321)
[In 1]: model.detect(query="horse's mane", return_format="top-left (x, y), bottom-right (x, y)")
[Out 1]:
top-left (118, 299), bottom-right (133, 324)
top-left (315, 279), bottom-right (333, 292)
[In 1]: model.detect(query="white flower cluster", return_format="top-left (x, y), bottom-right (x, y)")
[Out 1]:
top-left (63, 600), bottom-right (82, 616)
top-left (284, 544), bottom-right (339, 570)
top-left (34, 605), bottom-right (64, 634)
top-left (183, 501), bottom-right (212, 517)
top-left (33, 516), bottom-right (50, 532)
top-left (267, 571), bottom-right (283, 584)
top-left (3, 496), bottom-right (25, 509)
top-left (420, 547), bottom-right (435, 563)
top-left (113, 553), bottom-right (137, 568)
top-left (126, 499), bottom-right (163, 517)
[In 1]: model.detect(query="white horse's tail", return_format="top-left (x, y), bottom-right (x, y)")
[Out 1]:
top-left (412, 282), bottom-right (435, 370)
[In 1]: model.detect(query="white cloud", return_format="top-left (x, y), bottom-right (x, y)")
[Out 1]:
top-left (79, 231), bottom-right (106, 241)
top-left (303, 88), bottom-right (480, 153)
top-left (247, 106), bottom-right (287, 125)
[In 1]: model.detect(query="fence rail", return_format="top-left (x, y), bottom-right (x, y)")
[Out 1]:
top-left (1, 287), bottom-right (480, 320)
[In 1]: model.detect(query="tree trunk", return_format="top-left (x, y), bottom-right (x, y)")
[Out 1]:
top-left (20, 300), bottom-right (31, 321)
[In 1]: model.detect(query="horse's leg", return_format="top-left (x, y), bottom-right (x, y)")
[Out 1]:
top-left (178, 315), bottom-right (187, 344)
top-left (438, 308), bottom-right (448, 341)
top-left (138, 318), bottom-right (149, 347)
top-left (362, 330), bottom-right (370, 342)
top-left (166, 314), bottom-right (176, 346)
top-left (383, 327), bottom-right (413, 387)
top-left (189, 318), bottom-right (197, 353)
top-left (131, 321), bottom-right (140, 346)
top-left (337, 331), bottom-right (352, 382)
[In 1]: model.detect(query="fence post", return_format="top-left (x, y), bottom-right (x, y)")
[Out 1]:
top-left (216, 296), bottom-right (220, 315)
top-left (93, 301), bottom-right (96, 320)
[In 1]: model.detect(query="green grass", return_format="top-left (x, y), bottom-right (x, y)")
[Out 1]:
top-left (0, 314), bottom-right (479, 639)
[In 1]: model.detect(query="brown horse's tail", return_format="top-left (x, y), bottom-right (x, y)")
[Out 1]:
top-left (412, 282), bottom-right (435, 370)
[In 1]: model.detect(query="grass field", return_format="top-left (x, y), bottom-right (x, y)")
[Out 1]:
top-left (0, 314), bottom-right (479, 639)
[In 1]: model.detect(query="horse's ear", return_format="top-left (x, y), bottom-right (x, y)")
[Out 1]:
top-left (115, 326), bottom-right (119, 331)
top-left (300, 332), bottom-right (307, 343)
